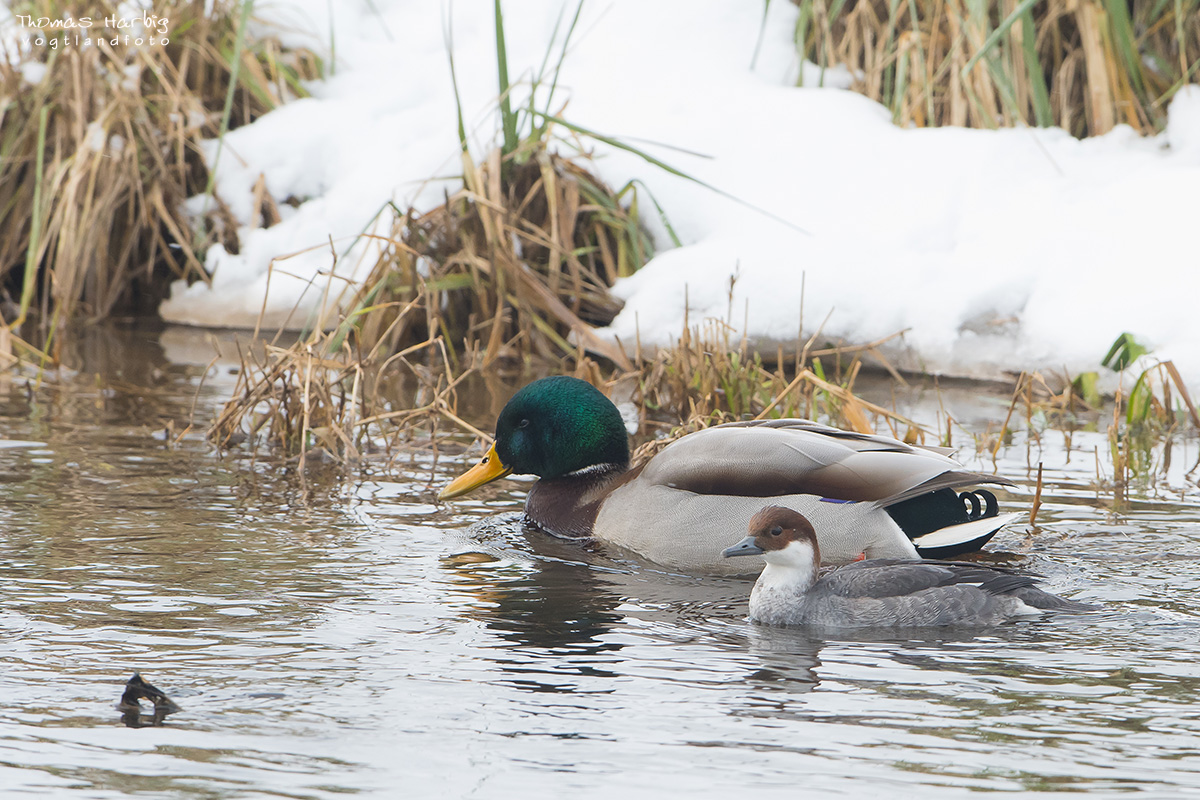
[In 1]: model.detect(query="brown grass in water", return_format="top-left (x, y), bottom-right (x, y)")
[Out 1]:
top-left (985, 352), bottom-right (1200, 510)
top-left (1103, 359), bottom-right (1200, 507)
top-left (209, 325), bottom-right (485, 469)
top-left (210, 138), bottom-right (650, 457)
top-left (627, 318), bottom-right (927, 464)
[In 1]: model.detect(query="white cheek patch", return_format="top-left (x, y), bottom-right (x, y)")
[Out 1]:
top-left (767, 541), bottom-right (817, 572)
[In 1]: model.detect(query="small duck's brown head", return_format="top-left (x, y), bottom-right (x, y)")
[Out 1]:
top-left (722, 505), bottom-right (820, 564)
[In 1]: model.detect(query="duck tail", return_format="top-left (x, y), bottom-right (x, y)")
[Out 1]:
top-left (1008, 585), bottom-right (1099, 612)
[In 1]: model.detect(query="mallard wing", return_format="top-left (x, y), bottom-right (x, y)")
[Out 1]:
top-left (637, 420), bottom-right (1012, 506)
top-left (593, 420), bottom-right (1013, 574)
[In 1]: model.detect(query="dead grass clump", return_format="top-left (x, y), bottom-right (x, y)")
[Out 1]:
top-left (209, 323), bottom-right (489, 467)
top-left (630, 319), bottom-right (924, 464)
top-left (346, 141), bottom-right (649, 370)
top-left (795, 0), bottom-right (1200, 137)
top-left (209, 133), bottom-right (655, 458)
top-left (0, 0), bottom-right (321, 342)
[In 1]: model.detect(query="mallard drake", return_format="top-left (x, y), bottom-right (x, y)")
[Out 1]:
top-left (723, 506), bottom-right (1094, 627)
top-left (439, 376), bottom-right (1019, 575)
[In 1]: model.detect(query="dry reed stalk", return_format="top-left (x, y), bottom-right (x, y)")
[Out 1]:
top-left (1164, 361), bottom-right (1200, 430)
top-left (1029, 461), bottom-right (1044, 525)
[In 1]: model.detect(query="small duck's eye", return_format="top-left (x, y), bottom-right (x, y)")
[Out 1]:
top-left (770, 525), bottom-right (783, 536)
top-left (517, 419), bottom-right (531, 429)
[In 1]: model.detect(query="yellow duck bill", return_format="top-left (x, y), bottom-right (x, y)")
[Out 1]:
top-left (438, 443), bottom-right (513, 500)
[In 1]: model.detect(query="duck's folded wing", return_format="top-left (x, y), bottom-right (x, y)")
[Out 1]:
top-left (820, 561), bottom-right (1039, 599)
top-left (871, 584), bottom-right (1035, 626)
top-left (640, 420), bottom-right (1012, 504)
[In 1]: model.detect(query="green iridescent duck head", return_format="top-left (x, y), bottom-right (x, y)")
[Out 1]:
top-left (439, 376), bottom-right (631, 499)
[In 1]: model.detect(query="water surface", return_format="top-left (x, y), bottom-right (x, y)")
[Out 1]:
top-left (1, 328), bottom-right (1198, 798)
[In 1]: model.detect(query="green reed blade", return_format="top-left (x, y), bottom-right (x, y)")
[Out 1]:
top-left (1021, 7), bottom-right (1053, 126)
top-left (494, 0), bottom-right (518, 158)
top-left (15, 106), bottom-right (49, 330)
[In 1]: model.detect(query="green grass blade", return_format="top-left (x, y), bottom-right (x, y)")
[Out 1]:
top-left (892, 33), bottom-right (910, 123)
top-left (494, 0), bottom-right (518, 157)
top-left (1102, 332), bottom-right (1150, 371)
top-left (524, 3), bottom-right (567, 139)
top-left (443, 5), bottom-right (469, 154)
top-left (1105, 0), bottom-right (1144, 97)
top-left (906, 0), bottom-right (934, 123)
top-left (532, 111), bottom-right (811, 236)
top-left (1021, 8), bottom-right (1053, 126)
top-left (880, 0), bottom-right (903, 109)
top-left (1176, 0), bottom-right (1190, 76)
top-left (535, 0), bottom-right (584, 141)
top-left (624, 179), bottom-right (681, 248)
top-left (15, 106), bottom-right (49, 329)
top-left (752, 0), bottom-right (772, 70)
top-left (961, 0), bottom-right (1040, 78)
top-left (792, 1), bottom-right (812, 86)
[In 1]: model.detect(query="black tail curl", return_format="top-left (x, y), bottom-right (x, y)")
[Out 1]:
top-left (960, 489), bottom-right (999, 520)
top-left (886, 487), bottom-right (1001, 539)
top-left (885, 487), bottom-right (1007, 559)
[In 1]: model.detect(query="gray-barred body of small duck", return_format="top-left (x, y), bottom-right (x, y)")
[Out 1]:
top-left (440, 376), bottom-right (1019, 576)
top-left (724, 506), bottom-right (1095, 628)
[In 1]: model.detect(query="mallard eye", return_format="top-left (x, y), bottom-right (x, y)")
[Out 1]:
top-left (770, 526), bottom-right (783, 536)
top-left (517, 419), bottom-right (531, 429)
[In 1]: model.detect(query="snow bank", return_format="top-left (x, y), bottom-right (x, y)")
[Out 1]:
top-left (157, 0), bottom-right (1200, 384)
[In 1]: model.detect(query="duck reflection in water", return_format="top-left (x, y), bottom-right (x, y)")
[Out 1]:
top-left (732, 625), bottom-right (826, 717)
top-left (443, 521), bottom-right (626, 694)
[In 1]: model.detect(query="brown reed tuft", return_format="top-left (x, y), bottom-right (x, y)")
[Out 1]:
top-left (208, 135), bottom-right (653, 457)
top-left (342, 141), bottom-right (648, 372)
top-left (794, 0), bottom-right (1200, 137)
top-left (0, 0), bottom-right (321, 344)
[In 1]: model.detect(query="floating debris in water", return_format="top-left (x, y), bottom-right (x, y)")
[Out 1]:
top-left (117, 672), bottom-right (180, 728)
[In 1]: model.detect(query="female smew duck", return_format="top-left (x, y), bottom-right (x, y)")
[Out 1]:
top-left (439, 376), bottom-right (1019, 576)
top-left (723, 506), bottom-right (1095, 628)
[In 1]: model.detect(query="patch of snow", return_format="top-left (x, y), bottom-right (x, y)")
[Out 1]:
top-left (19, 60), bottom-right (47, 85)
top-left (156, 0), bottom-right (1200, 387)
top-left (1166, 85), bottom-right (1200, 160)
